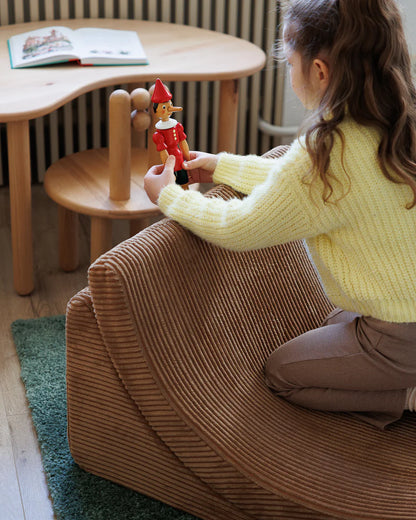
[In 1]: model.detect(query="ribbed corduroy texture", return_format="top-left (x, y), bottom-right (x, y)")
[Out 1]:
top-left (66, 148), bottom-right (416, 520)
top-left (67, 290), bottom-right (246, 520)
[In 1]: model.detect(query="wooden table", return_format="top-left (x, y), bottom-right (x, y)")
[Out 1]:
top-left (0, 19), bottom-right (265, 295)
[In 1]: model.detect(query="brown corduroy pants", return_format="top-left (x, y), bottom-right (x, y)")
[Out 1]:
top-left (265, 309), bottom-right (416, 429)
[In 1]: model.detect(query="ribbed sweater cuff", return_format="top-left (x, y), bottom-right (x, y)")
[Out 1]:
top-left (158, 183), bottom-right (184, 215)
top-left (213, 153), bottom-right (274, 195)
top-left (213, 153), bottom-right (244, 187)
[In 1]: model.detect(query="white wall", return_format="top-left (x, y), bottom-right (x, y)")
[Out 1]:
top-left (281, 0), bottom-right (416, 129)
top-left (399, 0), bottom-right (416, 53)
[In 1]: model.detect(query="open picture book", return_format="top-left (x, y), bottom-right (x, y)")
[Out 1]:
top-left (8, 26), bottom-right (148, 68)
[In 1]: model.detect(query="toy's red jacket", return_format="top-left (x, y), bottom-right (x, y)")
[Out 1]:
top-left (153, 121), bottom-right (187, 172)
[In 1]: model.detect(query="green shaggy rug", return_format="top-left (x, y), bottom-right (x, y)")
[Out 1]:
top-left (11, 315), bottom-right (196, 520)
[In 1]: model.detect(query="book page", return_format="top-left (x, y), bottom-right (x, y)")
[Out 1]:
top-left (8, 26), bottom-right (80, 68)
top-left (75, 28), bottom-right (147, 65)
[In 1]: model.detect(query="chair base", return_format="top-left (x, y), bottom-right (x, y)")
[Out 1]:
top-left (44, 148), bottom-right (162, 267)
top-left (67, 289), bottom-right (253, 520)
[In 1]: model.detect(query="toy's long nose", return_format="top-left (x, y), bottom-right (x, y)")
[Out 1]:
top-left (168, 105), bottom-right (183, 113)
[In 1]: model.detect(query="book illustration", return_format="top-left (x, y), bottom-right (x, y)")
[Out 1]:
top-left (8, 26), bottom-right (148, 68)
top-left (22, 29), bottom-right (73, 60)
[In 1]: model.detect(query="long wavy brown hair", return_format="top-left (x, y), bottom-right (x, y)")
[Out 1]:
top-left (282, 0), bottom-right (416, 208)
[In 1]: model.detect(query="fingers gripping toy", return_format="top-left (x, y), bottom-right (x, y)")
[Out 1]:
top-left (151, 78), bottom-right (191, 189)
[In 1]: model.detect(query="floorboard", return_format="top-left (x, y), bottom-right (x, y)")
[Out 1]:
top-left (0, 184), bottom-right (135, 520)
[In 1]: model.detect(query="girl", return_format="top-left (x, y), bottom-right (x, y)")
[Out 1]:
top-left (144, 0), bottom-right (416, 429)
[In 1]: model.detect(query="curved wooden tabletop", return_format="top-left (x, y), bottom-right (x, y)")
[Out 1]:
top-left (0, 18), bottom-right (266, 121)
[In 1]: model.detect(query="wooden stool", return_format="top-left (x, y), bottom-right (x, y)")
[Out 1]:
top-left (44, 88), bottom-right (161, 271)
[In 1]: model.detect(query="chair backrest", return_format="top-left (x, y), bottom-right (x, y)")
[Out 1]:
top-left (131, 85), bottom-right (160, 167)
top-left (108, 86), bottom-right (159, 202)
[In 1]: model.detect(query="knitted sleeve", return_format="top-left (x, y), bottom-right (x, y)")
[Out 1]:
top-left (213, 153), bottom-right (285, 195)
top-left (158, 140), bottom-right (345, 252)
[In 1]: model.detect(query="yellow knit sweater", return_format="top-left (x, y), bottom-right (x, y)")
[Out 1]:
top-left (158, 116), bottom-right (416, 323)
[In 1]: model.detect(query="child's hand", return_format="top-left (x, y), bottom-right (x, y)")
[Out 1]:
top-left (183, 151), bottom-right (218, 184)
top-left (144, 155), bottom-right (176, 205)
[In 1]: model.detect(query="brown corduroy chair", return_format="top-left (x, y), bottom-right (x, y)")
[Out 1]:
top-left (66, 147), bottom-right (416, 520)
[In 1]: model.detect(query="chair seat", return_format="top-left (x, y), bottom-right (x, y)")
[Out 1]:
top-left (44, 147), bottom-right (161, 219)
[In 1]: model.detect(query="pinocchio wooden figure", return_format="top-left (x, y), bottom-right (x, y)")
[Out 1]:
top-left (152, 78), bottom-right (190, 189)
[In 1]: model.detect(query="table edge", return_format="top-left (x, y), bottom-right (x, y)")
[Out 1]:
top-left (0, 19), bottom-right (266, 122)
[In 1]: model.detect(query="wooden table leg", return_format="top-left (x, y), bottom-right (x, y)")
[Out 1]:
top-left (129, 217), bottom-right (152, 237)
top-left (217, 79), bottom-right (239, 153)
top-left (7, 120), bottom-right (34, 295)
top-left (58, 206), bottom-right (79, 272)
top-left (90, 216), bottom-right (112, 264)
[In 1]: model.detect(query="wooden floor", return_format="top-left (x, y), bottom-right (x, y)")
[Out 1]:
top-left (0, 185), bottom-right (138, 520)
